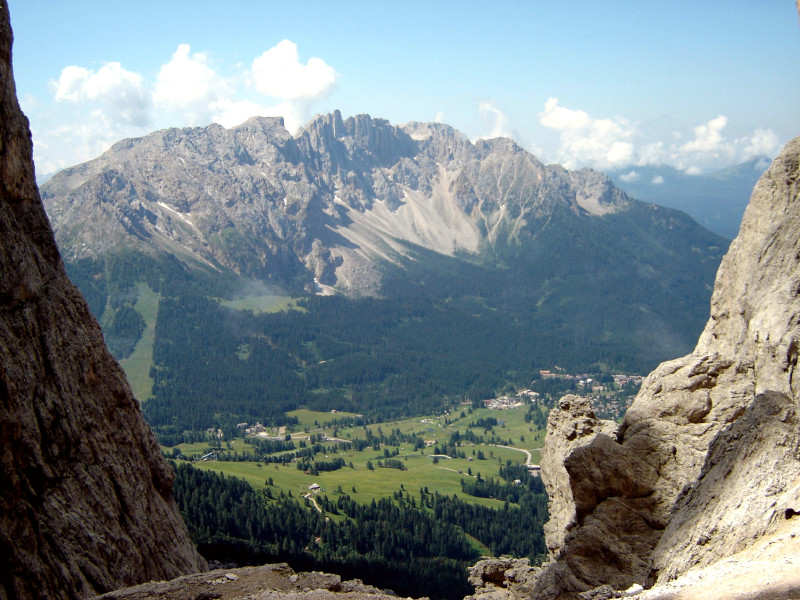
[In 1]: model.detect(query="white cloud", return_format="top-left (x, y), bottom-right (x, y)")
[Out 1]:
top-left (668, 116), bottom-right (780, 171)
top-left (538, 98), bottom-right (637, 169)
top-left (537, 99), bottom-right (782, 172)
top-left (33, 40), bottom-right (340, 172)
top-left (651, 175), bottom-right (664, 184)
top-left (251, 40), bottom-right (338, 101)
top-left (478, 102), bottom-right (511, 139)
top-left (679, 115), bottom-right (727, 154)
top-left (539, 97), bottom-right (591, 132)
top-left (742, 128), bottom-right (780, 157)
top-left (619, 170), bottom-right (639, 182)
top-left (53, 62), bottom-right (149, 127)
top-left (153, 44), bottom-right (230, 125)
top-left (211, 98), bottom-right (304, 132)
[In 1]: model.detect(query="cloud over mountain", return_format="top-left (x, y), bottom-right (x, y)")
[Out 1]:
top-left (37, 40), bottom-right (339, 174)
top-left (538, 98), bottom-right (782, 175)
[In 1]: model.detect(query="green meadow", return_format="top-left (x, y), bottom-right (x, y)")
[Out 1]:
top-left (119, 282), bottom-right (160, 402)
top-left (173, 404), bottom-right (546, 510)
top-left (219, 292), bottom-right (304, 314)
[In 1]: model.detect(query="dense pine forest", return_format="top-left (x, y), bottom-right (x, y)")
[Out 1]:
top-left (66, 247), bottom-right (700, 440)
top-left (172, 461), bottom-right (548, 600)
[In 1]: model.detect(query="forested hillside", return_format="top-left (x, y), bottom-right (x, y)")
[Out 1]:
top-left (66, 239), bottom-right (715, 441)
top-left (172, 461), bottom-right (548, 600)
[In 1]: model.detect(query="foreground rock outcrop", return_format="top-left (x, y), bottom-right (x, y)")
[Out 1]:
top-left (91, 563), bottom-right (416, 600)
top-left (530, 136), bottom-right (800, 599)
top-left (0, 3), bottom-right (206, 598)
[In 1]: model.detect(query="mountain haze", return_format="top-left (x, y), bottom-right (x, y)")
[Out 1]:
top-left (608, 157), bottom-right (768, 239)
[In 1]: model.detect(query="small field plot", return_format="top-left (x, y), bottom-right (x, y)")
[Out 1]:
top-left (219, 292), bottom-right (304, 314)
top-left (119, 282), bottom-right (160, 402)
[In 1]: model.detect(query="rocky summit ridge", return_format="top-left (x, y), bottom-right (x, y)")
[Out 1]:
top-left (40, 104), bottom-right (719, 298)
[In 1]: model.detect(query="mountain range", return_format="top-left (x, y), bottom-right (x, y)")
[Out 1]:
top-left (42, 110), bottom-right (726, 297)
top-left (40, 112), bottom-right (728, 431)
top-left (607, 157), bottom-right (767, 239)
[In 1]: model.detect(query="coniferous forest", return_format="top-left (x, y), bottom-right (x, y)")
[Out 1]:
top-left (58, 244), bottom-right (716, 598)
top-left (66, 245), bottom-right (712, 441)
top-left (172, 462), bottom-right (548, 600)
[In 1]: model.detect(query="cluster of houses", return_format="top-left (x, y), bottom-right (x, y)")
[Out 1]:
top-left (539, 369), bottom-right (643, 387)
top-left (483, 389), bottom-right (540, 410)
top-left (238, 422), bottom-right (287, 439)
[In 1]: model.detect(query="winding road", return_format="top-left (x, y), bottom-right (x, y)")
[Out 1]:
top-left (492, 444), bottom-right (533, 466)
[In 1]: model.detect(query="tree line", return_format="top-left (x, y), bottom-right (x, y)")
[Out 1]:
top-left (172, 462), bottom-right (549, 600)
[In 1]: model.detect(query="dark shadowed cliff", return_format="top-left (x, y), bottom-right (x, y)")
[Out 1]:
top-left (0, 3), bottom-right (206, 598)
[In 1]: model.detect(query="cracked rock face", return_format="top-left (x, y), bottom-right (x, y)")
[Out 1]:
top-left (532, 137), bottom-right (800, 599)
top-left (0, 4), bottom-right (206, 599)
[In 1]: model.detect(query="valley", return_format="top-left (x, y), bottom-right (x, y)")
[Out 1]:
top-left (166, 405), bottom-right (551, 600)
top-left (169, 406), bottom-right (546, 505)
top-left (43, 111), bottom-right (731, 600)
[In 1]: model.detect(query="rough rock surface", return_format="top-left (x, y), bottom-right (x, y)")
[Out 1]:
top-left (464, 557), bottom-right (540, 600)
top-left (530, 136), bottom-right (800, 599)
top-left (0, 3), bottom-right (206, 599)
top-left (91, 563), bottom-right (416, 600)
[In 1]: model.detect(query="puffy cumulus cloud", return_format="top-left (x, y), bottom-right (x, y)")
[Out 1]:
top-left (668, 116), bottom-right (781, 173)
top-left (153, 44), bottom-right (230, 125)
top-left (537, 99), bottom-right (782, 173)
top-left (34, 40), bottom-right (340, 172)
top-left (651, 175), bottom-right (664, 184)
top-left (478, 102), bottom-right (511, 139)
top-left (31, 107), bottom-right (142, 175)
top-left (619, 170), bottom-right (639, 182)
top-left (210, 98), bottom-right (305, 133)
top-left (251, 40), bottom-right (338, 101)
top-left (53, 62), bottom-right (150, 127)
top-left (539, 97), bottom-right (591, 132)
top-left (538, 98), bottom-right (636, 169)
top-left (743, 128), bottom-right (780, 158)
top-left (679, 115), bottom-right (728, 154)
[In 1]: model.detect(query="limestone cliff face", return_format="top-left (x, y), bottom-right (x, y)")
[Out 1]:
top-left (533, 136), bottom-right (800, 599)
top-left (0, 3), bottom-right (206, 599)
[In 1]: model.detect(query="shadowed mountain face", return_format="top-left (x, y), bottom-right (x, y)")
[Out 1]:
top-left (0, 3), bottom-right (206, 598)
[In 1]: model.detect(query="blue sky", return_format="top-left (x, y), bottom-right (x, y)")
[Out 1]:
top-left (8, 1), bottom-right (800, 178)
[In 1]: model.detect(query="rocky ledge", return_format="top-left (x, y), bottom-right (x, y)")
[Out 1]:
top-left (92, 563), bottom-right (425, 600)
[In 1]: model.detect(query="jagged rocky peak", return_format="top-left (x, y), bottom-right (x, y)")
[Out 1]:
top-left (527, 136), bottom-right (800, 599)
top-left (298, 110), bottom-right (418, 167)
top-left (0, 4), bottom-right (206, 599)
